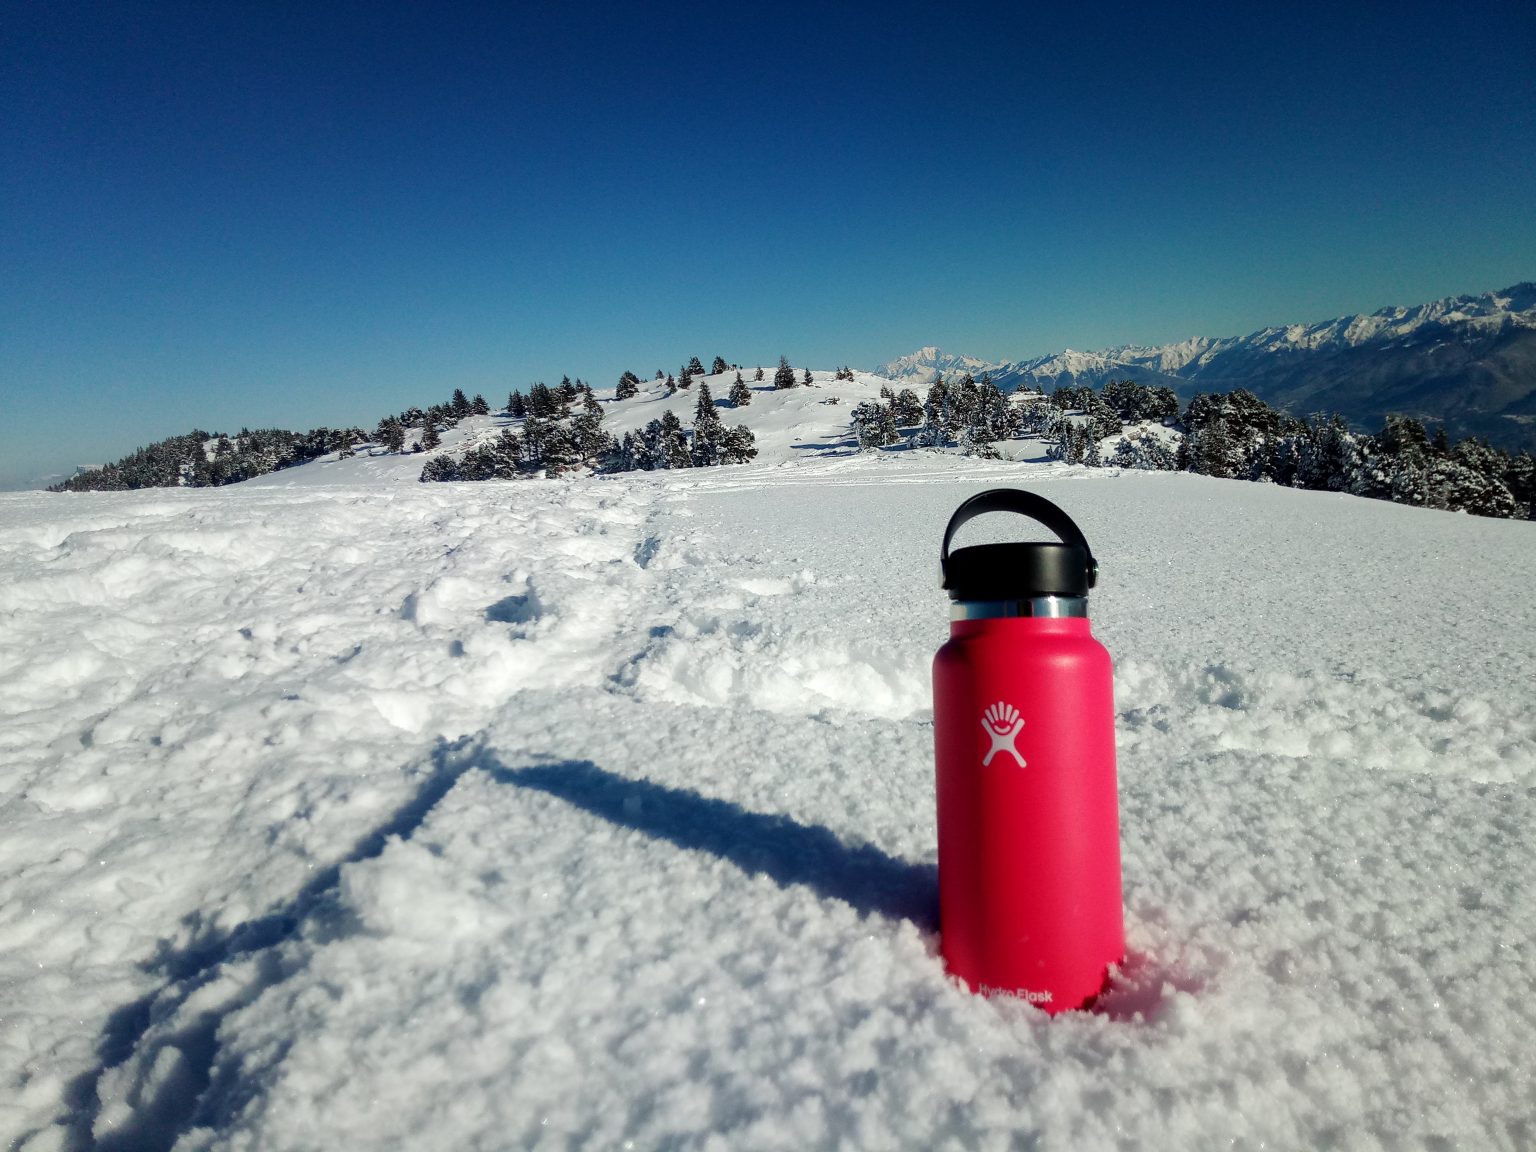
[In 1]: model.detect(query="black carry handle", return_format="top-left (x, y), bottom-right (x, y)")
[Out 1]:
top-left (941, 488), bottom-right (1098, 588)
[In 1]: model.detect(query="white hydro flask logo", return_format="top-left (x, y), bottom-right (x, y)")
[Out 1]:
top-left (981, 702), bottom-right (1025, 767)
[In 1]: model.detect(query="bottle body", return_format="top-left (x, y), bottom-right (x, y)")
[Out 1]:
top-left (933, 613), bottom-right (1123, 1012)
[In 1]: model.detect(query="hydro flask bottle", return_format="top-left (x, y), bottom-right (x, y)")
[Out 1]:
top-left (932, 488), bottom-right (1123, 1012)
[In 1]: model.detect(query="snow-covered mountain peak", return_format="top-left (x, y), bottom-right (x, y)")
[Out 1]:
top-left (875, 347), bottom-right (1007, 385)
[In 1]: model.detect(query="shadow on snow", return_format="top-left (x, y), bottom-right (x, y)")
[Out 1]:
top-left (50, 743), bottom-right (934, 1152)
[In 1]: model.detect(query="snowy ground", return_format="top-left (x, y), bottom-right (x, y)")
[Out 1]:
top-left (3, 450), bottom-right (1535, 1150)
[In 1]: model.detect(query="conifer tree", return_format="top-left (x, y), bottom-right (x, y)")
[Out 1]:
top-left (691, 383), bottom-right (725, 466)
top-left (520, 416), bottom-right (551, 471)
top-left (422, 422), bottom-right (441, 451)
top-left (639, 411), bottom-right (691, 470)
top-left (774, 356), bottom-right (796, 389)
top-left (711, 356), bottom-right (729, 375)
top-left (509, 390), bottom-right (528, 418)
top-left (527, 383), bottom-right (557, 417)
top-left (616, 371), bottom-right (641, 401)
top-left (802, 368), bottom-right (814, 387)
top-left (451, 388), bottom-right (471, 418)
top-left (377, 417), bottom-right (406, 453)
top-left (471, 393), bottom-right (490, 416)
top-left (851, 401), bottom-right (898, 449)
top-left (754, 366), bottom-right (764, 382)
top-left (723, 425), bottom-right (758, 464)
top-left (612, 431), bottom-right (642, 472)
top-left (543, 427), bottom-right (581, 476)
top-left (572, 388), bottom-right (611, 466)
top-left (678, 364), bottom-right (693, 389)
top-left (729, 373), bottom-right (752, 407)
top-left (687, 356), bottom-right (705, 378)
top-left (892, 388), bottom-right (924, 427)
top-left (916, 378), bottom-right (953, 447)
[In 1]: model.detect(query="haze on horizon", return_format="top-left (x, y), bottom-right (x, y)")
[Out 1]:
top-left (3, 1), bottom-right (1533, 489)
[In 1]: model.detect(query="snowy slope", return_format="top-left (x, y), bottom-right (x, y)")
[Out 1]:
top-left (237, 369), bottom-right (898, 489)
top-left (3, 452), bottom-right (1535, 1151)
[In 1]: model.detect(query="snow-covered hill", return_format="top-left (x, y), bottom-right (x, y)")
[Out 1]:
top-left (3, 448), bottom-right (1534, 1150)
top-left (240, 368), bottom-right (959, 489)
top-left (882, 283), bottom-right (1536, 450)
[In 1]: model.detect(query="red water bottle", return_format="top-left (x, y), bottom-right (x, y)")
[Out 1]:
top-left (933, 488), bottom-right (1124, 1012)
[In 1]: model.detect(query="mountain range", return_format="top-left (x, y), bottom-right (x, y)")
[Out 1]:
top-left (878, 284), bottom-right (1536, 451)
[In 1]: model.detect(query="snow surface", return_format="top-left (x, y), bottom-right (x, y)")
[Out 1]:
top-left (3, 441), bottom-right (1536, 1150)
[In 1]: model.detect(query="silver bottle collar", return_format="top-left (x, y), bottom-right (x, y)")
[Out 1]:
top-left (950, 596), bottom-right (1088, 621)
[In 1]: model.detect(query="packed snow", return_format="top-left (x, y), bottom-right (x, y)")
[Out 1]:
top-left (3, 432), bottom-right (1535, 1150)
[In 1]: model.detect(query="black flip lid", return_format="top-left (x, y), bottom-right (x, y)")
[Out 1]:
top-left (940, 489), bottom-right (1099, 601)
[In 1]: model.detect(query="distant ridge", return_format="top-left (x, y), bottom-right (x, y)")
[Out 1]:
top-left (878, 283), bottom-right (1536, 450)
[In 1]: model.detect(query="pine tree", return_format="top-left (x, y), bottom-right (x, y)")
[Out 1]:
top-left (572, 388), bottom-right (610, 466)
top-left (892, 388), bottom-right (924, 427)
top-left (540, 423), bottom-right (581, 477)
top-left (1295, 415), bottom-right (1363, 492)
top-left (678, 364), bottom-right (693, 389)
top-left (687, 356), bottom-right (705, 378)
top-left (509, 390), bottom-right (528, 418)
top-left (916, 378), bottom-right (953, 448)
top-left (451, 388), bottom-right (471, 418)
top-left (616, 371), bottom-right (641, 401)
top-left (377, 418), bottom-right (406, 453)
top-left (851, 401), bottom-right (898, 449)
top-left (728, 373), bottom-right (752, 407)
top-left (471, 393), bottom-right (490, 416)
top-left (690, 383), bottom-right (726, 466)
top-left (419, 455), bottom-right (459, 482)
top-left (723, 425), bottom-right (757, 464)
top-left (611, 431), bottom-right (642, 472)
top-left (665, 374), bottom-right (677, 395)
top-left (421, 422), bottom-right (441, 451)
top-left (802, 368), bottom-right (814, 387)
top-left (711, 356), bottom-right (729, 375)
top-left (527, 383), bottom-right (557, 417)
top-left (638, 411), bottom-right (691, 470)
top-left (774, 356), bottom-right (796, 389)
top-left (754, 366), bottom-right (764, 382)
top-left (1504, 451), bottom-right (1536, 518)
top-left (1111, 432), bottom-right (1178, 471)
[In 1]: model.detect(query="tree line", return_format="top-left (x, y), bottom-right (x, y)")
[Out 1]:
top-left (422, 379), bottom-right (756, 481)
top-left (849, 374), bottom-right (1535, 520)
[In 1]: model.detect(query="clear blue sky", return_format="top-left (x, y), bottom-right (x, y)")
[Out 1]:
top-left (3, 1), bottom-right (1533, 488)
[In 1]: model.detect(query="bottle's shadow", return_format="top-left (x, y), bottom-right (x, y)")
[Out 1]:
top-left (488, 758), bottom-right (939, 932)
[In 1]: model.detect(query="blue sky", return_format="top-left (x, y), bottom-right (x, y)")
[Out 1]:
top-left (3, 1), bottom-right (1533, 488)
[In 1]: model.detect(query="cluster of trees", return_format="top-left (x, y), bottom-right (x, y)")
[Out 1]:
top-left (1051, 381), bottom-right (1533, 519)
top-left (420, 381), bottom-right (756, 483)
top-left (375, 388), bottom-right (492, 454)
top-left (1143, 390), bottom-right (1532, 520)
top-left (851, 374), bottom-right (1021, 456)
top-left (610, 384), bottom-right (757, 471)
top-left (421, 385), bottom-right (613, 481)
top-left (51, 426), bottom-right (371, 491)
top-left (848, 371), bottom-right (1531, 520)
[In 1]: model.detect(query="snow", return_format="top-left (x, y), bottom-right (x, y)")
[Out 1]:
top-left (3, 436), bottom-right (1535, 1150)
